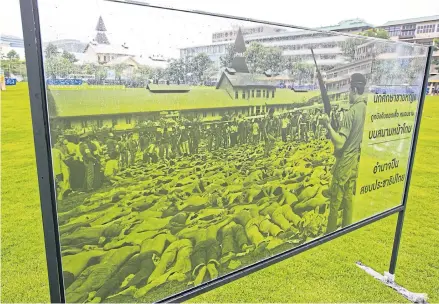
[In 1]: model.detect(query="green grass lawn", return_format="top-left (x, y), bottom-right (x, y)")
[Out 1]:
top-left (48, 85), bottom-right (319, 117)
top-left (1, 82), bottom-right (438, 302)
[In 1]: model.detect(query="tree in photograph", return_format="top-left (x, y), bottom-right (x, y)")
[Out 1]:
top-left (340, 38), bottom-right (366, 61)
top-left (82, 63), bottom-right (98, 76)
top-left (188, 53), bottom-right (212, 83)
top-left (62, 50), bottom-right (78, 63)
top-left (137, 65), bottom-right (152, 80)
top-left (17, 61), bottom-right (27, 79)
top-left (113, 63), bottom-right (127, 83)
top-left (282, 56), bottom-right (295, 73)
top-left (359, 28), bottom-right (390, 40)
top-left (151, 67), bottom-right (165, 81)
top-left (45, 56), bottom-right (75, 79)
top-left (1, 50), bottom-right (21, 76)
top-left (44, 43), bottom-right (59, 59)
top-left (245, 42), bottom-right (265, 74)
top-left (95, 65), bottom-right (107, 82)
top-left (6, 49), bottom-right (20, 61)
top-left (264, 46), bottom-right (284, 74)
top-left (245, 42), bottom-right (283, 74)
top-left (291, 61), bottom-right (314, 85)
top-left (204, 64), bottom-right (219, 83)
top-left (166, 58), bottom-right (187, 83)
top-left (220, 44), bottom-right (236, 68)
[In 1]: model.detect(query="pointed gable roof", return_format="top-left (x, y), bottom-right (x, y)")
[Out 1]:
top-left (234, 27), bottom-right (246, 53)
top-left (95, 32), bottom-right (110, 45)
top-left (231, 57), bottom-right (249, 73)
top-left (94, 16), bottom-right (110, 44)
top-left (96, 16), bottom-right (107, 31)
top-left (230, 27), bottom-right (249, 73)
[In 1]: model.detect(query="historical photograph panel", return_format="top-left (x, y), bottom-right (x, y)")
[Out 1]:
top-left (38, 1), bottom-right (429, 302)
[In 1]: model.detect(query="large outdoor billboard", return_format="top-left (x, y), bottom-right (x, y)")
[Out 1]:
top-left (23, 0), bottom-right (430, 302)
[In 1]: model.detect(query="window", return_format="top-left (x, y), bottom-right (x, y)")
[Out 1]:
top-left (112, 118), bottom-right (117, 127)
top-left (235, 91), bottom-right (239, 99)
top-left (417, 24), bottom-right (436, 34)
top-left (64, 119), bottom-right (71, 129)
top-left (272, 90), bottom-right (275, 98)
top-left (263, 90), bottom-right (266, 98)
top-left (401, 30), bottom-right (415, 36)
top-left (402, 24), bottom-right (416, 30)
top-left (81, 120), bottom-right (88, 128)
top-left (256, 89), bottom-right (261, 97)
top-left (104, 55), bottom-right (107, 62)
top-left (97, 120), bottom-right (103, 128)
top-left (242, 91), bottom-right (246, 99)
top-left (203, 112), bottom-right (207, 118)
top-left (126, 116), bottom-right (132, 124)
top-left (252, 90), bottom-right (255, 98)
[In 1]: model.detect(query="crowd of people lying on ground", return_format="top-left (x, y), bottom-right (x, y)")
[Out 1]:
top-left (54, 105), bottom-right (346, 302)
top-left (51, 106), bottom-right (346, 200)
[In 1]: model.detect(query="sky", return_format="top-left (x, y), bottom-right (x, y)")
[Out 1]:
top-left (1, 0), bottom-right (438, 58)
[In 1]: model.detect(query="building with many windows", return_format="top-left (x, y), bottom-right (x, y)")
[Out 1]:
top-left (0, 35), bottom-right (25, 59)
top-left (180, 19), bottom-right (373, 72)
top-left (378, 15), bottom-right (439, 75)
top-left (212, 25), bottom-right (286, 43)
top-left (325, 39), bottom-right (427, 92)
top-left (180, 30), bottom-right (348, 71)
top-left (379, 15), bottom-right (439, 45)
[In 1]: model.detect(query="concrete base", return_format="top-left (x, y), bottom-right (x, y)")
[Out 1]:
top-left (356, 261), bottom-right (428, 303)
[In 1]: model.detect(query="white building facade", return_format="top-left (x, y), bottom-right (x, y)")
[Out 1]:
top-left (180, 19), bottom-right (373, 72)
top-left (378, 15), bottom-right (439, 75)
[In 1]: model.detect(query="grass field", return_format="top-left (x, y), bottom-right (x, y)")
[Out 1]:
top-left (49, 86), bottom-right (319, 117)
top-left (1, 82), bottom-right (438, 302)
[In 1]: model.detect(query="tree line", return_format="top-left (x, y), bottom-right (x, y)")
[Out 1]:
top-left (1, 50), bottom-right (26, 78)
top-left (8, 28), bottom-right (438, 84)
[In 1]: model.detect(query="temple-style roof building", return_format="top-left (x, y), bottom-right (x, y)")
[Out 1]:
top-left (216, 28), bottom-right (277, 99)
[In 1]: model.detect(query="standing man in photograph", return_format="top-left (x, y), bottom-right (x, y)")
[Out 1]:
top-left (281, 115), bottom-right (289, 142)
top-left (322, 73), bottom-right (367, 233)
top-left (262, 108), bottom-right (276, 156)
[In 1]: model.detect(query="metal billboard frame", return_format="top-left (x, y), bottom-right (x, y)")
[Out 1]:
top-left (19, 0), bottom-right (433, 302)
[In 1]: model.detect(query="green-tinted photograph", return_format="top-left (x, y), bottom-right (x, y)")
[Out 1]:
top-left (36, 1), bottom-right (429, 302)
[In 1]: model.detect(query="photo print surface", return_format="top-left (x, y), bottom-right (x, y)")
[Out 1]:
top-left (37, 0), bottom-right (429, 302)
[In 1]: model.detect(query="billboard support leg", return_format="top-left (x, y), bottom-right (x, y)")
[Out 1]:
top-left (388, 46), bottom-right (433, 277)
top-left (356, 262), bottom-right (428, 303)
top-left (19, 0), bottom-right (65, 302)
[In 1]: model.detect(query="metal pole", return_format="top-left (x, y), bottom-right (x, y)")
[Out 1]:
top-left (19, 0), bottom-right (65, 302)
top-left (389, 46), bottom-right (433, 275)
